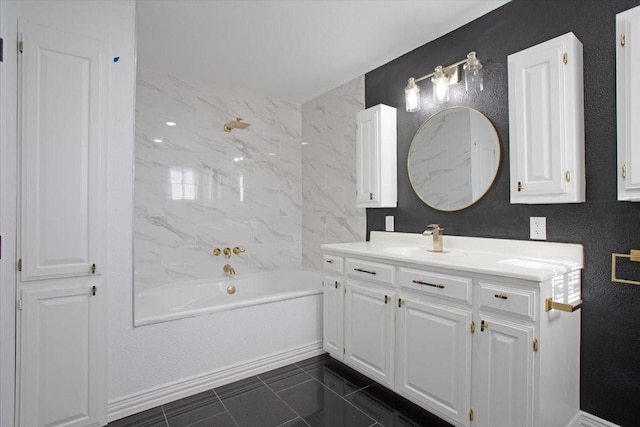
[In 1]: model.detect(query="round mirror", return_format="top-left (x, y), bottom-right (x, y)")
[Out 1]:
top-left (408, 107), bottom-right (500, 211)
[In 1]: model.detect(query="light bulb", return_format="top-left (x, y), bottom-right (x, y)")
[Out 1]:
top-left (431, 66), bottom-right (450, 104)
top-left (405, 78), bottom-right (421, 112)
top-left (464, 52), bottom-right (484, 92)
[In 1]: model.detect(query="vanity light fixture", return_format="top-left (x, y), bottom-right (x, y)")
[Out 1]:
top-left (404, 51), bottom-right (483, 111)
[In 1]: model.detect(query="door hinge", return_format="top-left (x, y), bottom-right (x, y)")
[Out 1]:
top-left (622, 164), bottom-right (627, 179)
top-left (533, 337), bottom-right (539, 352)
top-left (17, 299), bottom-right (23, 310)
top-left (470, 320), bottom-right (476, 334)
top-left (565, 170), bottom-right (571, 183)
top-left (621, 33), bottom-right (626, 47)
top-left (18, 259), bottom-right (22, 272)
top-left (563, 52), bottom-right (568, 64)
top-left (18, 40), bottom-right (23, 53)
top-left (469, 408), bottom-right (474, 421)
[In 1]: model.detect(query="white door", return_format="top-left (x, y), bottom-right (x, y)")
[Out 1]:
top-left (356, 107), bottom-right (380, 207)
top-left (344, 280), bottom-right (394, 387)
top-left (17, 21), bottom-right (107, 427)
top-left (18, 282), bottom-right (105, 427)
top-left (617, 6), bottom-right (640, 201)
top-left (323, 277), bottom-right (344, 360)
top-left (396, 296), bottom-right (472, 426)
top-left (472, 316), bottom-right (534, 427)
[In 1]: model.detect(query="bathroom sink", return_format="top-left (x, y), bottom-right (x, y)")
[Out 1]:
top-left (383, 246), bottom-right (465, 258)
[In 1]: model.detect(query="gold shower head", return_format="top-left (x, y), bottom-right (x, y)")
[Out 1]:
top-left (224, 117), bottom-right (251, 132)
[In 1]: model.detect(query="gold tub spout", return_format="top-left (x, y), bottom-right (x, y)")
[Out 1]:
top-left (223, 264), bottom-right (236, 276)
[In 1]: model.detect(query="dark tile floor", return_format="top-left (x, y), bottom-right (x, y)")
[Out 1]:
top-left (107, 353), bottom-right (454, 427)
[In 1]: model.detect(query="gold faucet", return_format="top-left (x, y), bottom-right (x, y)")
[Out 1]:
top-left (223, 264), bottom-right (236, 276)
top-left (423, 224), bottom-right (444, 252)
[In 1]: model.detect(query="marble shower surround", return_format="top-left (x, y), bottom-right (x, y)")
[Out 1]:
top-left (301, 76), bottom-right (366, 270)
top-left (134, 69), bottom-right (303, 292)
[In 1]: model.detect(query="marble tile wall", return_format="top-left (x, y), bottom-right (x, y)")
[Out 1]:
top-left (301, 76), bottom-right (366, 270)
top-left (134, 69), bottom-right (303, 292)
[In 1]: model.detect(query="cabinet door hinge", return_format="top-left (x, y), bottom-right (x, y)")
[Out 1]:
top-left (469, 408), bottom-right (474, 421)
top-left (470, 320), bottom-right (476, 334)
top-left (565, 170), bottom-right (571, 183)
top-left (622, 164), bottom-right (627, 179)
top-left (18, 259), bottom-right (22, 272)
top-left (621, 33), bottom-right (626, 47)
top-left (17, 299), bottom-right (23, 310)
top-left (18, 40), bottom-right (23, 53)
top-left (563, 52), bottom-right (568, 64)
top-left (533, 337), bottom-right (539, 352)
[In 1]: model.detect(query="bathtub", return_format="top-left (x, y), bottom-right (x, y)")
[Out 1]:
top-left (135, 269), bottom-right (323, 326)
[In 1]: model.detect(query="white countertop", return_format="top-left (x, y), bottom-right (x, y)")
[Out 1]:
top-left (321, 231), bottom-right (583, 282)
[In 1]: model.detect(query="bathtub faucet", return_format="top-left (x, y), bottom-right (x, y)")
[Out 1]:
top-left (223, 263), bottom-right (236, 276)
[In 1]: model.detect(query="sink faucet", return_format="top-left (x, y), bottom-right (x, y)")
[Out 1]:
top-left (223, 264), bottom-right (236, 276)
top-left (423, 224), bottom-right (444, 252)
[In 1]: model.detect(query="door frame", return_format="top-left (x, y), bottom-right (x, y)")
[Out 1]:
top-left (0, 2), bottom-right (19, 426)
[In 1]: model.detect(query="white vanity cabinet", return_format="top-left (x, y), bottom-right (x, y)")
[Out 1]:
top-left (343, 258), bottom-right (395, 388)
top-left (508, 32), bottom-right (585, 204)
top-left (617, 5), bottom-right (640, 201)
top-left (322, 232), bottom-right (582, 427)
top-left (355, 104), bottom-right (397, 208)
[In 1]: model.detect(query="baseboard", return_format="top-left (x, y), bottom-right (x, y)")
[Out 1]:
top-left (569, 411), bottom-right (621, 427)
top-left (107, 341), bottom-right (324, 422)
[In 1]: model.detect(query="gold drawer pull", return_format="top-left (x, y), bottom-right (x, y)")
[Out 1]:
top-left (412, 279), bottom-right (445, 289)
top-left (334, 281), bottom-right (340, 289)
top-left (384, 295), bottom-right (390, 304)
top-left (545, 298), bottom-right (582, 313)
top-left (354, 268), bottom-right (376, 275)
top-left (494, 292), bottom-right (508, 300)
top-left (480, 320), bottom-right (488, 331)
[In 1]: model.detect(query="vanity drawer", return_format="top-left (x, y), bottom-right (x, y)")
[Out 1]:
top-left (397, 267), bottom-right (472, 304)
top-left (323, 254), bottom-right (344, 275)
top-left (478, 282), bottom-right (536, 320)
top-left (345, 258), bottom-right (394, 285)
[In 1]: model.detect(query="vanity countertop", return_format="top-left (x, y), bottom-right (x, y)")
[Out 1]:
top-left (321, 231), bottom-right (583, 282)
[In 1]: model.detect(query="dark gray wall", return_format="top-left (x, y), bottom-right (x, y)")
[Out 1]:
top-left (365, 1), bottom-right (640, 425)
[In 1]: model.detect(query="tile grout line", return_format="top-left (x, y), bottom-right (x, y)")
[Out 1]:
top-left (343, 383), bottom-right (372, 398)
top-left (211, 388), bottom-right (241, 427)
top-left (258, 376), bottom-right (311, 427)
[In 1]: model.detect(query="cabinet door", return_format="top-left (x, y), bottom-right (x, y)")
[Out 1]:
top-left (472, 316), bottom-right (534, 427)
top-left (20, 21), bottom-right (106, 281)
top-left (356, 106), bottom-right (381, 207)
top-left (617, 6), bottom-right (640, 201)
top-left (323, 277), bottom-right (344, 360)
top-left (396, 296), bottom-right (472, 427)
top-left (508, 33), bottom-right (584, 204)
top-left (344, 280), bottom-right (395, 388)
top-left (18, 282), bottom-right (105, 427)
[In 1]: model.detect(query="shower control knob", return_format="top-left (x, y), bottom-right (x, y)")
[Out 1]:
top-left (223, 248), bottom-right (232, 258)
top-left (212, 248), bottom-right (221, 256)
top-left (233, 246), bottom-right (245, 255)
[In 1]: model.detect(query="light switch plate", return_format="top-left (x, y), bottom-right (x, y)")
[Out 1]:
top-left (530, 217), bottom-right (546, 240)
top-left (385, 216), bottom-right (394, 232)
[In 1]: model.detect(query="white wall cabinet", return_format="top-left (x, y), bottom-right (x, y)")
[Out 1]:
top-left (355, 104), bottom-right (397, 208)
top-left (322, 234), bottom-right (581, 427)
top-left (617, 6), bottom-right (640, 201)
top-left (508, 32), bottom-right (585, 204)
top-left (16, 21), bottom-right (107, 427)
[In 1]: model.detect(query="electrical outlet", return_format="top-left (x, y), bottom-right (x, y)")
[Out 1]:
top-left (530, 217), bottom-right (546, 240)
top-left (385, 216), bottom-right (395, 232)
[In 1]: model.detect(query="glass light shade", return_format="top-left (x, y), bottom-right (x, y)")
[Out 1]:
top-left (463, 51), bottom-right (484, 92)
top-left (431, 66), bottom-right (449, 104)
top-left (405, 78), bottom-right (421, 112)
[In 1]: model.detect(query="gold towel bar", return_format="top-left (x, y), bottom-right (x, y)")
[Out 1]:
top-left (545, 298), bottom-right (583, 313)
top-left (611, 249), bottom-right (640, 286)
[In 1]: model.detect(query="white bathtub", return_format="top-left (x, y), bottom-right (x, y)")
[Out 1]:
top-left (135, 269), bottom-right (323, 326)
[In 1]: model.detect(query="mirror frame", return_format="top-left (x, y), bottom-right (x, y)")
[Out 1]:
top-left (407, 106), bottom-right (500, 212)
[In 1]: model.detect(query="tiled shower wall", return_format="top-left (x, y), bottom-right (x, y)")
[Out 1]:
top-left (134, 69), bottom-right (303, 292)
top-left (301, 76), bottom-right (366, 270)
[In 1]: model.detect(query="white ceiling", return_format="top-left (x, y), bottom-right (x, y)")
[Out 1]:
top-left (136, 0), bottom-right (509, 104)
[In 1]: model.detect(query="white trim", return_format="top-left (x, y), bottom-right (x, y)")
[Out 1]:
top-left (107, 341), bottom-right (324, 423)
top-left (569, 411), bottom-right (622, 427)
